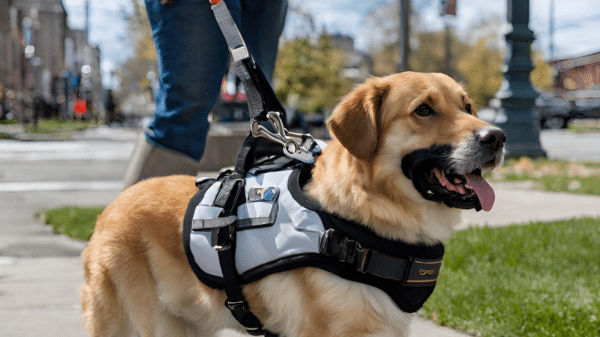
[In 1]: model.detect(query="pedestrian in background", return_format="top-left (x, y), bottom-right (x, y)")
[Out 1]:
top-left (123, 0), bottom-right (288, 188)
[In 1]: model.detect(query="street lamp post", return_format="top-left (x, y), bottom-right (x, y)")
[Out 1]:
top-left (495, 0), bottom-right (546, 157)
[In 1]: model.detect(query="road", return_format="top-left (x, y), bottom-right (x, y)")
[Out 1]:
top-left (0, 127), bottom-right (599, 337)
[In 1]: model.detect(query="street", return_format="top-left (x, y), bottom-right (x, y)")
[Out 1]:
top-left (0, 127), bottom-right (599, 337)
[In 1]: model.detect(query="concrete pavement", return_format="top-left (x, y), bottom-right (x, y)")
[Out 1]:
top-left (1, 126), bottom-right (600, 337)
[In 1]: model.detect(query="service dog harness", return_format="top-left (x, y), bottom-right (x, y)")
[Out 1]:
top-left (182, 2), bottom-right (445, 335)
top-left (182, 139), bottom-right (445, 336)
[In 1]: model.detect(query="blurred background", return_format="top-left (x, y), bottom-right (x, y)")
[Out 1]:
top-left (1, 0), bottom-right (600, 131)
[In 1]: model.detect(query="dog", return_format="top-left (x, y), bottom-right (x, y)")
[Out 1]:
top-left (80, 72), bottom-right (505, 337)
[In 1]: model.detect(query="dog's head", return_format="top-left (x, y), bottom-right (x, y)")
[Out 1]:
top-left (327, 72), bottom-right (505, 214)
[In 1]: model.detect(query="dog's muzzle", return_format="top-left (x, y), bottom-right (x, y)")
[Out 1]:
top-left (401, 127), bottom-right (506, 212)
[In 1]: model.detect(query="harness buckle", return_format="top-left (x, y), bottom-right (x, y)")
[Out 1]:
top-left (251, 111), bottom-right (321, 164)
top-left (225, 300), bottom-right (265, 336)
top-left (320, 229), bottom-right (372, 272)
top-left (355, 246), bottom-right (372, 273)
top-left (211, 216), bottom-right (238, 251)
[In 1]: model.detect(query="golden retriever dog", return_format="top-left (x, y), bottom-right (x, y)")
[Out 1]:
top-left (80, 72), bottom-right (505, 337)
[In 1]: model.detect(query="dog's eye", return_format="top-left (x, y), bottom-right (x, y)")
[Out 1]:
top-left (466, 103), bottom-right (472, 114)
top-left (414, 104), bottom-right (434, 117)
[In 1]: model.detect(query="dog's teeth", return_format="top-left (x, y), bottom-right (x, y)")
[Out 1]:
top-left (434, 169), bottom-right (450, 187)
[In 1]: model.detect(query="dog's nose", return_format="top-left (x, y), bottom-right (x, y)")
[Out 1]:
top-left (477, 127), bottom-right (507, 151)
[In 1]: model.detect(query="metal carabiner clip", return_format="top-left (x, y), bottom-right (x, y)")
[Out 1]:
top-left (251, 111), bottom-right (321, 164)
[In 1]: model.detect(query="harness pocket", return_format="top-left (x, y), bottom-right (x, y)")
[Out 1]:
top-left (237, 187), bottom-right (279, 230)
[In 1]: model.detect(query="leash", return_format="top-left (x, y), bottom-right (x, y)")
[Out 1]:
top-left (206, 1), bottom-right (322, 335)
top-left (209, 0), bottom-right (321, 164)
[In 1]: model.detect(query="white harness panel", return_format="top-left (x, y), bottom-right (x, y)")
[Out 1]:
top-left (188, 169), bottom-right (325, 277)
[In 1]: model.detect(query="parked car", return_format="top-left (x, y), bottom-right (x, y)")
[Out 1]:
top-left (534, 93), bottom-right (577, 129)
top-left (574, 98), bottom-right (600, 120)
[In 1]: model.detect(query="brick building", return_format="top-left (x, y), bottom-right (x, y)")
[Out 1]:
top-left (554, 51), bottom-right (600, 99)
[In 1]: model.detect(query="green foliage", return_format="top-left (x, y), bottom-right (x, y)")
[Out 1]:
top-left (531, 50), bottom-right (554, 90)
top-left (370, 27), bottom-right (504, 108)
top-left (456, 35), bottom-right (504, 107)
top-left (117, 0), bottom-right (158, 102)
top-left (274, 35), bottom-right (352, 112)
top-left (422, 217), bottom-right (600, 337)
top-left (37, 206), bottom-right (104, 241)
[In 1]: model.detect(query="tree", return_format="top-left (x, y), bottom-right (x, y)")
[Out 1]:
top-left (455, 35), bottom-right (504, 107)
top-left (117, 0), bottom-right (157, 105)
top-left (274, 35), bottom-right (351, 113)
top-left (530, 50), bottom-right (553, 91)
top-left (366, 6), bottom-right (508, 108)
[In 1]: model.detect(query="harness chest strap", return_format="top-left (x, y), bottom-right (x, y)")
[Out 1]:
top-left (212, 175), bottom-right (272, 336)
top-left (319, 229), bottom-right (443, 286)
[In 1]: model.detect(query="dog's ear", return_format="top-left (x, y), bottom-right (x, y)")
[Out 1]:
top-left (327, 77), bottom-right (389, 162)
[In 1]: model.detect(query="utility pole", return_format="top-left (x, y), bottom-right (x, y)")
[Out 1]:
top-left (549, 0), bottom-right (555, 62)
top-left (495, 0), bottom-right (546, 157)
top-left (397, 0), bottom-right (410, 72)
top-left (84, 0), bottom-right (90, 41)
top-left (440, 0), bottom-right (457, 77)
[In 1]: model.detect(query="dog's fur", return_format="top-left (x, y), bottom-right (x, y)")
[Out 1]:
top-left (81, 72), bottom-right (504, 337)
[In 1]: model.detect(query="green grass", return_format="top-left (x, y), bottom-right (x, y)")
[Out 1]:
top-left (0, 132), bottom-right (17, 139)
top-left (422, 217), bottom-right (600, 337)
top-left (488, 158), bottom-right (600, 196)
top-left (24, 118), bottom-right (96, 134)
top-left (0, 119), bottom-right (18, 125)
top-left (568, 123), bottom-right (600, 133)
top-left (36, 206), bottom-right (104, 241)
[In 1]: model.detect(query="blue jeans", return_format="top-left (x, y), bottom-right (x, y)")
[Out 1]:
top-left (144, 0), bottom-right (288, 160)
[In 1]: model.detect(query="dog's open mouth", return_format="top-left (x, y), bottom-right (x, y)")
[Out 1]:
top-left (430, 168), bottom-right (495, 212)
top-left (401, 145), bottom-right (497, 212)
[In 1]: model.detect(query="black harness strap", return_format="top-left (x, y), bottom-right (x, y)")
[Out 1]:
top-left (208, 137), bottom-right (278, 336)
top-left (319, 229), bottom-right (443, 286)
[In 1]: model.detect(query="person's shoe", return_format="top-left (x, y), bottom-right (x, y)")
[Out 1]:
top-left (122, 133), bottom-right (200, 189)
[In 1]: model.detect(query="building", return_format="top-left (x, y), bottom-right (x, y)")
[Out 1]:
top-left (12, 0), bottom-right (68, 103)
top-left (1, 0), bottom-right (104, 121)
top-left (329, 33), bottom-right (372, 81)
top-left (0, 0), bottom-right (25, 102)
top-left (554, 51), bottom-right (600, 99)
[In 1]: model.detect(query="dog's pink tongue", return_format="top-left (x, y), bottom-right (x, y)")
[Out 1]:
top-left (465, 173), bottom-right (495, 212)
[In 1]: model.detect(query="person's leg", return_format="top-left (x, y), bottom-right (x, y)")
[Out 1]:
top-left (124, 0), bottom-right (231, 188)
top-left (145, 0), bottom-right (230, 161)
top-left (239, 0), bottom-right (288, 81)
top-left (124, 0), bottom-right (288, 188)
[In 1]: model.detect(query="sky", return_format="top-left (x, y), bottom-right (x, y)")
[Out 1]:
top-left (61, 0), bottom-right (600, 89)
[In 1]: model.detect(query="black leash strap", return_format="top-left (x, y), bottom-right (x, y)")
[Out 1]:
top-left (210, 0), bottom-right (321, 165)
top-left (210, 0), bottom-right (285, 123)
